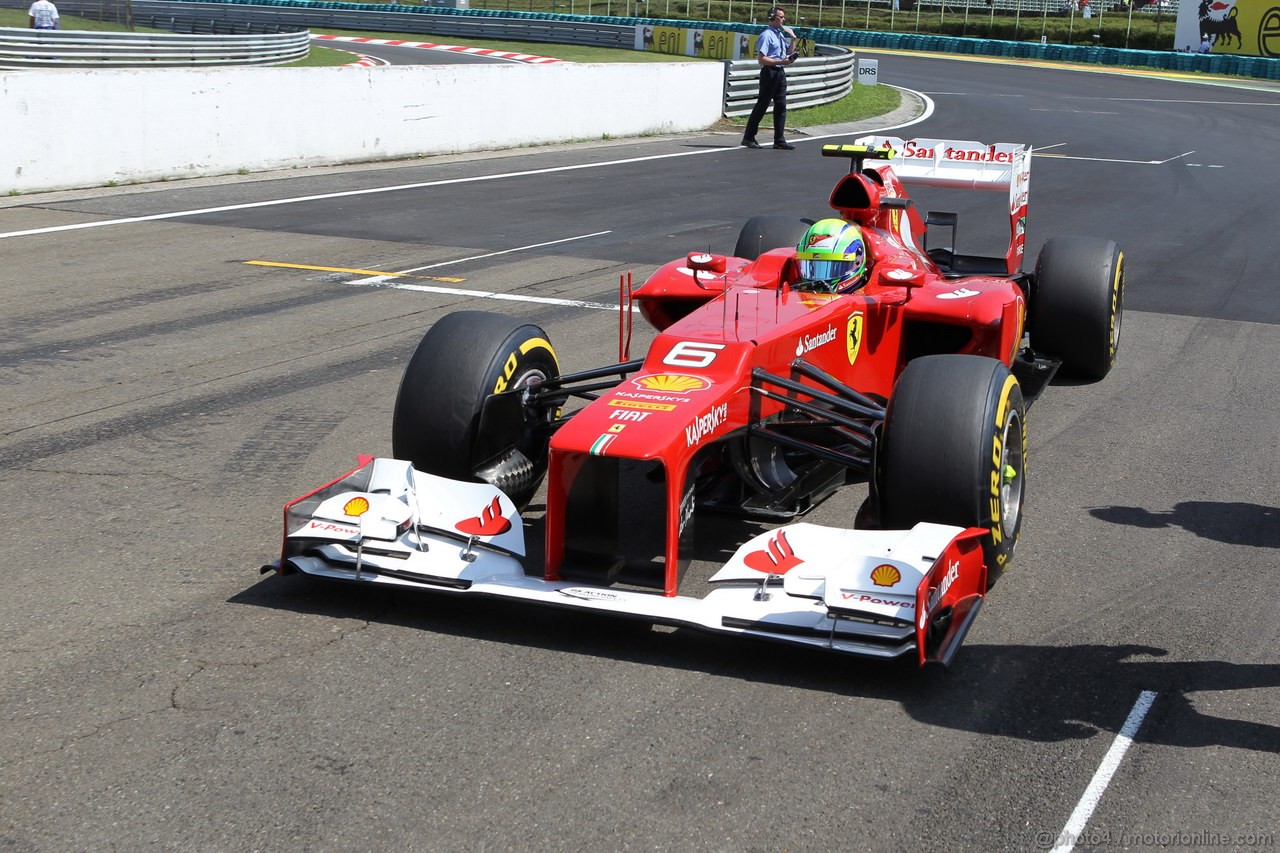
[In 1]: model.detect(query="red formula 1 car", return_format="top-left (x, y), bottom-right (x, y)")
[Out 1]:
top-left (266, 137), bottom-right (1124, 667)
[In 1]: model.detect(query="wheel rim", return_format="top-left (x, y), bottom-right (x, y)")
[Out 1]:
top-left (999, 409), bottom-right (1024, 539)
top-left (513, 365), bottom-right (555, 430)
top-left (1111, 270), bottom-right (1124, 354)
top-left (512, 367), bottom-right (550, 391)
top-left (511, 363), bottom-right (559, 457)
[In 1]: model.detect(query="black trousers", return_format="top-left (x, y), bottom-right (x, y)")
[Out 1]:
top-left (743, 66), bottom-right (788, 144)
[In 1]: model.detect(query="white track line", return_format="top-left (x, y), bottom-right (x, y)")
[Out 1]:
top-left (349, 230), bottom-right (613, 285)
top-left (1050, 690), bottom-right (1158, 852)
top-left (357, 280), bottom-right (622, 311)
top-left (346, 227), bottom-right (635, 311)
top-left (1034, 151), bottom-right (1194, 165)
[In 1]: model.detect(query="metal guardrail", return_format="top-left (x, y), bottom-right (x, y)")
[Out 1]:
top-left (0, 25), bottom-right (310, 66)
top-left (723, 46), bottom-right (855, 117)
top-left (0, 0), bottom-right (856, 109)
top-left (1, 0), bottom-right (638, 47)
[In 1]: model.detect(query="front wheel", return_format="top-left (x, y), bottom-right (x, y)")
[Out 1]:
top-left (391, 311), bottom-right (560, 506)
top-left (733, 214), bottom-right (812, 260)
top-left (1029, 236), bottom-right (1124, 380)
top-left (877, 355), bottom-right (1026, 585)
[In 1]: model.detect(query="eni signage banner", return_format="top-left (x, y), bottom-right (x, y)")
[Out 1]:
top-left (1177, 0), bottom-right (1280, 56)
top-left (689, 28), bottom-right (738, 59)
top-left (635, 25), bottom-right (687, 55)
top-left (634, 26), bottom-right (814, 60)
top-left (634, 25), bottom-right (753, 58)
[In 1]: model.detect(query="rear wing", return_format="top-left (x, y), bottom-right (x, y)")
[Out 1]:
top-left (853, 136), bottom-right (1032, 275)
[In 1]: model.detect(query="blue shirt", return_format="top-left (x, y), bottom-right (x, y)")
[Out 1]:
top-left (757, 25), bottom-right (790, 62)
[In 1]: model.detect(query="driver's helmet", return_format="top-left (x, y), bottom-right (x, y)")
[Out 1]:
top-left (794, 219), bottom-right (867, 293)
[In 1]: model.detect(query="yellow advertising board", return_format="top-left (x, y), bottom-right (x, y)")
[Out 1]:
top-left (630, 26), bottom-right (817, 60)
top-left (634, 25), bottom-right (687, 55)
top-left (1178, 0), bottom-right (1280, 56)
top-left (689, 28), bottom-right (737, 59)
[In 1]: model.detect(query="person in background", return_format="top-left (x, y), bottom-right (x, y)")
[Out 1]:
top-left (28, 0), bottom-right (59, 29)
top-left (741, 6), bottom-right (798, 151)
top-left (1199, 34), bottom-right (1213, 52)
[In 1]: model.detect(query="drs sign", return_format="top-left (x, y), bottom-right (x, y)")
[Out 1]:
top-left (858, 58), bottom-right (879, 86)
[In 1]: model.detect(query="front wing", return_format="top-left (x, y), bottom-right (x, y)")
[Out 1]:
top-left (267, 457), bottom-right (989, 667)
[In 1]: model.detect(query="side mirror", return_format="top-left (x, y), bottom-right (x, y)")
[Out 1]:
top-left (687, 252), bottom-right (727, 274)
top-left (879, 266), bottom-right (926, 292)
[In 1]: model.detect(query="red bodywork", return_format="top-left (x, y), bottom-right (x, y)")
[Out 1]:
top-left (542, 148), bottom-right (1029, 598)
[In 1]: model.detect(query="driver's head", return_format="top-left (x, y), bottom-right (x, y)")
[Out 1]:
top-left (795, 219), bottom-right (867, 293)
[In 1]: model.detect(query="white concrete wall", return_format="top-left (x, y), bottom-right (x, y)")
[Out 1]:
top-left (1, 61), bottom-right (725, 194)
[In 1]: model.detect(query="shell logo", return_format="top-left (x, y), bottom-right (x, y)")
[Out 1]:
top-left (343, 496), bottom-right (371, 517)
top-left (633, 374), bottom-right (711, 393)
top-left (870, 564), bottom-right (901, 588)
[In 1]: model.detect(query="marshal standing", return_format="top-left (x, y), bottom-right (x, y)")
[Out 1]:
top-left (741, 6), bottom-right (798, 151)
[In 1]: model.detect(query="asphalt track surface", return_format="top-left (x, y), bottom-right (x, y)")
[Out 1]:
top-left (1, 55), bottom-right (1277, 851)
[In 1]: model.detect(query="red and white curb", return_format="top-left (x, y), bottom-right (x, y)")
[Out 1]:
top-left (314, 34), bottom-right (566, 64)
top-left (323, 46), bottom-right (389, 67)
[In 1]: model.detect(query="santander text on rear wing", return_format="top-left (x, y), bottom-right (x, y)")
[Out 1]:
top-left (855, 136), bottom-right (1033, 274)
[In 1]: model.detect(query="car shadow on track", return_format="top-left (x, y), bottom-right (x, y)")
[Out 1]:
top-left (903, 644), bottom-right (1280, 754)
top-left (1087, 501), bottom-right (1280, 549)
top-left (230, 574), bottom-right (1279, 753)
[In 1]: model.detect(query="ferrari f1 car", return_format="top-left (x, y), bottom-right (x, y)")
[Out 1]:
top-left (266, 137), bottom-right (1124, 667)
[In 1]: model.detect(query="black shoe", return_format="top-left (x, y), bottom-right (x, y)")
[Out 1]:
top-left (773, 141), bottom-right (796, 150)
top-left (742, 139), bottom-right (763, 149)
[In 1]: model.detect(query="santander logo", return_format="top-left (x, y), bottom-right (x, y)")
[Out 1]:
top-left (795, 325), bottom-right (838, 356)
top-left (744, 530), bottom-right (804, 575)
top-left (455, 497), bottom-right (511, 537)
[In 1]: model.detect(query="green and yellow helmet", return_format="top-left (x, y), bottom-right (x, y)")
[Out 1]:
top-left (795, 218), bottom-right (867, 293)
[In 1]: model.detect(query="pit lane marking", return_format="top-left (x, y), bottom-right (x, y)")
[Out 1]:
top-left (1050, 690), bottom-right (1158, 852)
top-left (245, 260), bottom-right (465, 283)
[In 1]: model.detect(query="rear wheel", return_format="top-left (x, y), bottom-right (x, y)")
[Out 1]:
top-left (878, 355), bottom-right (1026, 584)
top-left (1030, 236), bottom-right (1124, 380)
top-left (392, 311), bottom-right (560, 506)
top-left (733, 214), bottom-right (812, 260)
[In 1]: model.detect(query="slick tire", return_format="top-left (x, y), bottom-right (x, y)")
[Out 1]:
top-left (1029, 236), bottom-right (1124, 380)
top-left (878, 355), bottom-right (1026, 586)
top-left (733, 214), bottom-right (813, 260)
top-left (392, 311), bottom-right (560, 507)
